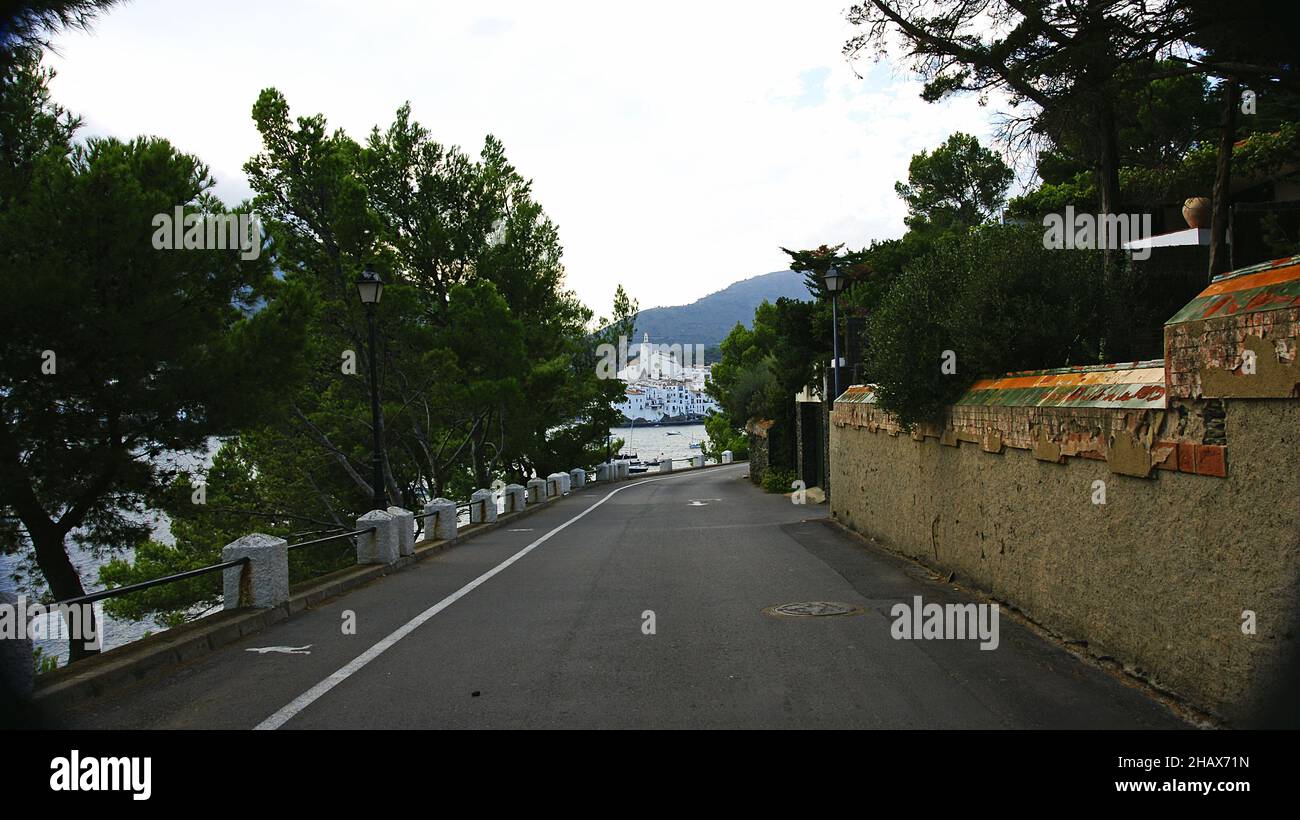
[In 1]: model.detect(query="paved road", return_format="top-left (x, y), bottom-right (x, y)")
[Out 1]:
top-left (57, 465), bottom-right (1185, 729)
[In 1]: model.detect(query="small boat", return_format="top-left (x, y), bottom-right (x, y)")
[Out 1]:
top-left (665, 431), bottom-right (681, 436)
top-left (689, 441), bottom-right (702, 449)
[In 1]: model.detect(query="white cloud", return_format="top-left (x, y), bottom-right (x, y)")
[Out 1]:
top-left (44, 0), bottom-right (1012, 311)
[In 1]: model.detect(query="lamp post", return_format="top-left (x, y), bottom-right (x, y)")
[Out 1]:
top-left (356, 265), bottom-right (388, 511)
top-left (823, 265), bottom-right (845, 401)
top-left (822, 265), bottom-right (846, 508)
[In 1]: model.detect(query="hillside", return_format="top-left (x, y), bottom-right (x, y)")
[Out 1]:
top-left (631, 270), bottom-right (811, 354)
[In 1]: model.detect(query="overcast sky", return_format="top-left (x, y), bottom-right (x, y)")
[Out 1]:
top-left (45, 0), bottom-right (1012, 313)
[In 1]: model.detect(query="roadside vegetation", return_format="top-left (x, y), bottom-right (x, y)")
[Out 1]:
top-left (1, 25), bottom-right (636, 629)
top-left (707, 1), bottom-right (1299, 481)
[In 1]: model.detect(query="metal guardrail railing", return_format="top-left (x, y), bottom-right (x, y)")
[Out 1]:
top-left (410, 498), bottom-right (488, 537)
top-left (286, 526), bottom-right (373, 553)
top-left (45, 463), bottom-right (730, 662)
top-left (49, 524), bottom-right (375, 660)
top-left (55, 523), bottom-right (381, 612)
top-left (55, 556), bottom-right (250, 609)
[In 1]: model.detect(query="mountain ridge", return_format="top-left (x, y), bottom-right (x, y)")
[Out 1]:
top-left (630, 269), bottom-right (811, 352)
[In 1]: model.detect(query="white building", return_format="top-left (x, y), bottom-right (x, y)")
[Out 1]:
top-left (614, 334), bottom-right (719, 424)
top-left (616, 334), bottom-right (709, 385)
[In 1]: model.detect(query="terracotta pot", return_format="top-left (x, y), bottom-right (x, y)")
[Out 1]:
top-left (1182, 196), bottom-right (1211, 228)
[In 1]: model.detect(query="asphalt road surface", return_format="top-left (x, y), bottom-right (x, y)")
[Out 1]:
top-left (55, 465), bottom-right (1186, 729)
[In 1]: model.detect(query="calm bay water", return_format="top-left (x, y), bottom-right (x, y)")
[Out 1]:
top-left (0, 442), bottom-right (218, 665)
top-left (611, 422), bottom-right (709, 465)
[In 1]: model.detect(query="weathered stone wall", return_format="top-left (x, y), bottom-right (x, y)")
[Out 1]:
top-left (1165, 255), bottom-right (1300, 401)
top-left (830, 396), bottom-right (1299, 723)
top-left (831, 255), bottom-right (1300, 721)
top-left (746, 418), bottom-right (772, 485)
top-left (747, 435), bottom-right (768, 485)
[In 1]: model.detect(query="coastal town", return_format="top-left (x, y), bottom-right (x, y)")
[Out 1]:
top-left (611, 334), bottom-right (719, 425)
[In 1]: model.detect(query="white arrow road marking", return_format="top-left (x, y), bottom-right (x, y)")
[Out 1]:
top-left (254, 464), bottom-right (747, 730)
top-left (246, 645), bottom-right (313, 655)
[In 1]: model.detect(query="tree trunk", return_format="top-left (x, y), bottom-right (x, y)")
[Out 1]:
top-left (29, 523), bottom-right (100, 662)
top-left (1209, 79), bottom-right (1240, 278)
top-left (472, 437), bottom-right (488, 489)
top-left (0, 423), bottom-right (103, 663)
top-left (380, 443), bottom-right (402, 510)
top-left (1096, 102), bottom-right (1124, 274)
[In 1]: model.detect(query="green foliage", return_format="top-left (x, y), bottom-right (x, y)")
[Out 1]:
top-left (893, 132), bottom-right (1012, 236)
top-left (760, 468), bottom-right (797, 495)
top-left (837, 234), bottom-right (929, 315)
top-left (779, 241), bottom-right (902, 312)
top-left (32, 644), bottom-right (57, 674)
top-left (0, 57), bottom-right (636, 626)
top-left (0, 51), bottom-right (79, 204)
top-left (728, 132), bottom-right (1016, 472)
top-left (1006, 72), bottom-right (1218, 218)
top-left (702, 412), bottom-right (746, 462)
top-left (704, 298), bottom-right (822, 474)
top-left (1006, 172), bottom-right (1097, 220)
top-left (865, 225), bottom-right (1106, 429)
top-left (1115, 71), bottom-right (1217, 169)
top-left (1011, 122), bottom-right (1300, 219)
top-left (0, 54), bottom-right (307, 607)
top-left (90, 89), bottom-right (631, 624)
top-left (244, 88), bottom-right (619, 494)
top-left (97, 439), bottom-right (352, 626)
top-left (0, 1), bottom-right (124, 58)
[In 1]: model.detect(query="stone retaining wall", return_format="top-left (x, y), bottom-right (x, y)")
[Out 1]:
top-left (830, 255), bottom-right (1300, 722)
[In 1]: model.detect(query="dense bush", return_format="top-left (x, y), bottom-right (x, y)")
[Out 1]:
top-left (761, 468), bottom-right (798, 495)
top-left (864, 224), bottom-right (1107, 428)
top-left (703, 413), bottom-right (748, 461)
top-left (704, 298), bottom-right (820, 473)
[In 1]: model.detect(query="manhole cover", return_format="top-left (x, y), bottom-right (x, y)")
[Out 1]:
top-left (763, 601), bottom-right (863, 618)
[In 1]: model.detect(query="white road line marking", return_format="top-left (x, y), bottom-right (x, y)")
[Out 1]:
top-left (246, 645), bottom-right (313, 655)
top-left (254, 465), bottom-right (745, 729)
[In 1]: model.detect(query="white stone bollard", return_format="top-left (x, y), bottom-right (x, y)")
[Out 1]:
top-left (470, 489), bottom-right (497, 523)
top-left (596, 462), bottom-right (614, 482)
top-left (722, 450), bottom-right (734, 464)
top-left (387, 506), bottom-right (415, 557)
top-left (659, 458), bottom-right (674, 473)
top-left (356, 510), bottom-right (399, 565)
top-left (222, 533), bottom-right (289, 609)
top-left (692, 454), bottom-right (705, 468)
top-left (569, 468), bottom-right (586, 489)
top-left (503, 483), bottom-right (526, 513)
top-left (616, 460), bottom-right (630, 480)
top-left (527, 477), bottom-right (547, 503)
top-left (424, 498), bottom-right (457, 541)
top-left (0, 591), bottom-right (33, 701)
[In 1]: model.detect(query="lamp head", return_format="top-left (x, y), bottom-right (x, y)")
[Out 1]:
top-left (822, 265), bottom-right (845, 294)
top-left (356, 265), bottom-right (384, 304)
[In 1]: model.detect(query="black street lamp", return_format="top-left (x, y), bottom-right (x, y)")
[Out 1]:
top-left (823, 265), bottom-right (846, 402)
top-left (821, 264), bottom-right (847, 508)
top-left (356, 264), bottom-right (388, 511)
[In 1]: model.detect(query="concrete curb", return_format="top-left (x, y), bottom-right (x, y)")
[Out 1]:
top-left (33, 461), bottom-right (746, 712)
